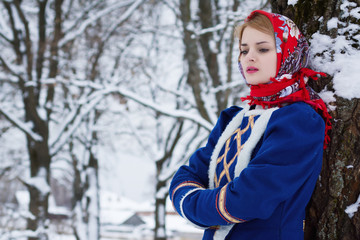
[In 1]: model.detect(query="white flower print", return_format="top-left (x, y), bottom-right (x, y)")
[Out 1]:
top-left (286, 19), bottom-right (300, 39)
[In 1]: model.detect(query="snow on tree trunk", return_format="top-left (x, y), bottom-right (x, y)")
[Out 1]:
top-left (85, 152), bottom-right (100, 240)
top-left (71, 164), bottom-right (100, 240)
top-left (26, 167), bottom-right (51, 240)
top-left (271, 0), bottom-right (360, 239)
top-left (155, 181), bottom-right (168, 240)
top-left (71, 143), bottom-right (100, 240)
top-left (72, 202), bottom-right (87, 240)
top-left (0, 1), bottom-right (62, 239)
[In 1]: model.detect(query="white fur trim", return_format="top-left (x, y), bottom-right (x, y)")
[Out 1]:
top-left (214, 225), bottom-right (234, 240)
top-left (179, 188), bottom-right (207, 229)
top-left (208, 106), bottom-right (278, 239)
top-left (208, 105), bottom-right (249, 189)
top-left (234, 107), bottom-right (278, 177)
top-left (244, 109), bottom-right (266, 117)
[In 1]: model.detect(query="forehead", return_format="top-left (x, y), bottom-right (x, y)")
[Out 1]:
top-left (241, 26), bottom-right (275, 45)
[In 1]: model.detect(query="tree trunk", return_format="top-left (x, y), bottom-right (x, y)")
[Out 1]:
top-left (21, 1), bottom-right (52, 238)
top-left (154, 179), bottom-right (168, 240)
top-left (26, 138), bottom-right (51, 240)
top-left (0, 0), bottom-right (63, 238)
top-left (154, 119), bottom-right (185, 240)
top-left (179, 0), bottom-right (212, 122)
top-left (70, 138), bottom-right (100, 240)
top-left (271, 0), bottom-right (360, 239)
top-left (70, 141), bottom-right (87, 240)
top-left (86, 151), bottom-right (100, 240)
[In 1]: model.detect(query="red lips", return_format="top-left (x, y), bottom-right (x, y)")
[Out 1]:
top-left (246, 66), bottom-right (259, 73)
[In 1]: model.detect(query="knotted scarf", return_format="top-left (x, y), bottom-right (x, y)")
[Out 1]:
top-left (239, 10), bottom-right (331, 148)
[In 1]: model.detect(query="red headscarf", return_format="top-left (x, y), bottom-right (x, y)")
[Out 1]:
top-left (239, 10), bottom-right (331, 148)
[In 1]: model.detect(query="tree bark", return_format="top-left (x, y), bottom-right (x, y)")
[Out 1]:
top-left (179, 0), bottom-right (212, 122)
top-left (154, 120), bottom-right (184, 240)
top-left (154, 180), bottom-right (168, 240)
top-left (271, 0), bottom-right (360, 239)
top-left (70, 141), bottom-right (100, 240)
top-left (12, 1), bottom-right (51, 239)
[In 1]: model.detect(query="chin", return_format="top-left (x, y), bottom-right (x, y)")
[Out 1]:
top-left (247, 78), bottom-right (271, 85)
top-left (247, 79), bottom-right (262, 85)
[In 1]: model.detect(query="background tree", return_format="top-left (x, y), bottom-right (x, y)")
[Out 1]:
top-left (271, 0), bottom-right (360, 239)
top-left (0, 0), bottom-right (148, 239)
top-left (0, 1), bottom-right (63, 238)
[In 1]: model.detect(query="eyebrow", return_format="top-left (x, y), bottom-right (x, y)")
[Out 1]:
top-left (240, 41), bottom-right (270, 46)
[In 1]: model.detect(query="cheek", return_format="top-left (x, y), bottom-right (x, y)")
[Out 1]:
top-left (238, 61), bottom-right (246, 77)
top-left (269, 53), bottom-right (278, 76)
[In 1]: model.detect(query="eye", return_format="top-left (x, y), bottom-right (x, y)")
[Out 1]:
top-left (259, 48), bottom-right (269, 53)
top-left (240, 49), bottom-right (248, 55)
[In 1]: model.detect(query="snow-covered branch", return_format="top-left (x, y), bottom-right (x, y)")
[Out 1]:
top-left (196, 23), bottom-right (226, 36)
top-left (101, 0), bottom-right (149, 43)
top-left (56, 78), bottom-right (214, 131)
top-left (49, 89), bottom-right (111, 156)
top-left (209, 80), bottom-right (244, 94)
top-left (0, 108), bottom-right (43, 142)
top-left (0, 56), bottom-right (24, 80)
top-left (115, 86), bottom-right (214, 131)
top-left (59, 0), bottom-right (145, 47)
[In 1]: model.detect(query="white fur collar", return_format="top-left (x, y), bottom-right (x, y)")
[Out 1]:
top-left (208, 106), bottom-right (278, 239)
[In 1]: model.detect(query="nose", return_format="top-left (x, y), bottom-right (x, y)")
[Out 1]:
top-left (245, 49), bottom-right (256, 62)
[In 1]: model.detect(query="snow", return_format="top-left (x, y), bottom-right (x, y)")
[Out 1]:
top-left (310, 32), bottom-right (360, 100)
top-left (340, 0), bottom-right (358, 18)
top-left (350, 7), bottom-right (360, 19)
top-left (287, 0), bottom-right (298, 6)
top-left (0, 108), bottom-right (43, 142)
top-left (327, 17), bottom-right (338, 30)
top-left (156, 186), bottom-right (169, 199)
top-left (331, 52), bottom-right (360, 99)
top-left (26, 168), bottom-right (51, 196)
top-left (345, 194), bottom-right (360, 218)
top-left (99, 191), bottom-right (202, 239)
top-left (158, 204), bottom-right (165, 225)
top-left (318, 90), bottom-right (336, 107)
top-left (86, 168), bottom-right (100, 240)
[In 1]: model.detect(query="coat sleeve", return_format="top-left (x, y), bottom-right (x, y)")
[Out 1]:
top-left (169, 106), bottom-right (242, 228)
top-left (173, 103), bottom-right (325, 227)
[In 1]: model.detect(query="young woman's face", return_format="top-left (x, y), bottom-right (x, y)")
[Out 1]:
top-left (239, 27), bottom-right (277, 85)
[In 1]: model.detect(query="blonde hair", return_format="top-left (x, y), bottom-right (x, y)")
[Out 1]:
top-left (234, 12), bottom-right (274, 41)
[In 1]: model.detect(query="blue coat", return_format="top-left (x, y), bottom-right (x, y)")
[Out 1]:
top-left (169, 102), bottom-right (325, 240)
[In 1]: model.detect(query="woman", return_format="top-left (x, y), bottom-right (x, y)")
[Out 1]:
top-left (169, 10), bottom-right (331, 240)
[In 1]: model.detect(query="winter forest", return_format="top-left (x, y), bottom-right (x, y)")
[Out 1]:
top-left (0, 0), bottom-right (359, 239)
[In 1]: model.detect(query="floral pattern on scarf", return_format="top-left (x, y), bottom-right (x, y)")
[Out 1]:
top-left (239, 10), bottom-right (332, 148)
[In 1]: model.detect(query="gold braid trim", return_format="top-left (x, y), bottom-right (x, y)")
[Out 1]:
top-left (217, 184), bottom-right (246, 223)
top-left (171, 181), bottom-right (204, 200)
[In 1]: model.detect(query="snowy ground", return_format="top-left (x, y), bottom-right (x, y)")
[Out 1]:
top-left (0, 190), bottom-right (202, 240)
